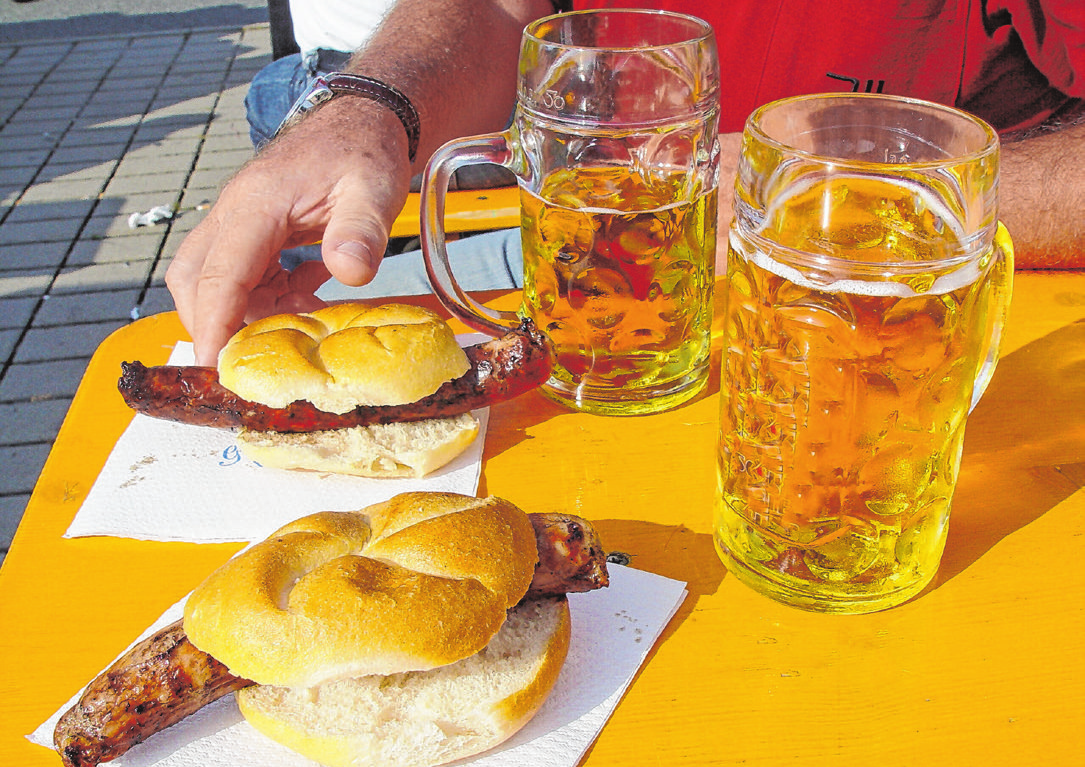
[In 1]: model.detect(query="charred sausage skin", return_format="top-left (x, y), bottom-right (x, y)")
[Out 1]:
top-left (117, 320), bottom-right (553, 432)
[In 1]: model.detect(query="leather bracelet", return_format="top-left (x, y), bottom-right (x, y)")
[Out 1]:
top-left (278, 73), bottom-right (422, 162)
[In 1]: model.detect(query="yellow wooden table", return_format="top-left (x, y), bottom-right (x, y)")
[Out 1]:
top-left (1, 273), bottom-right (1083, 766)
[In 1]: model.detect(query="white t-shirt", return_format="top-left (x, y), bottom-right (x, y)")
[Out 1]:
top-left (289, 0), bottom-right (396, 55)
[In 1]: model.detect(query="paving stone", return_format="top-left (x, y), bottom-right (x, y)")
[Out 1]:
top-left (0, 326), bottom-right (20, 362)
top-left (49, 142), bottom-right (132, 166)
top-left (35, 161), bottom-right (117, 186)
top-left (0, 93), bottom-right (25, 112)
top-left (0, 268), bottom-right (53, 298)
top-left (49, 261), bottom-right (153, 295)
top-left (0, 358), bottom-right (88, 403)
top-left (19, 176), bottom-right (106, 203)
top-left (26, 90), bottom-right (93, 113)
top-left (0, 216), bottom-right (85, 247)
top-left (80, 97), bottom-right (157, 121)
top-left (0, 398), bottom-right (72, 444)
top-left (33, 79), bottom-right (99, 97)
top-left (114, 150), bottom-right (193, 178)
top-left (4, 198), bottom-right (96, 224)
top-left (178, 186), bottom-right (217, 210)
top-left (126, 37), bottom-right (185, 58)
top-left (216, 92), bottom-right (248, 115)
top-left (9, 104), bottom-right (83, 129)
top-left (0, 131), bottom-right (61, 152)
top-left (0, 493), bottom-right (31, 553)
top-left (172, 50), bottom-right (235, 69)
top-left (0, 148), bottom-right (50, 169)
top-left (193, 146), bottom-right (252, 170)
top-left (0, 241), bottom-right (70, 271)
top-left (166, 206), bottom-right (210, 238)
top-left (98, 76), bottom-right (161, 93)
top-left (161, 226), bottom-right (196, 257)
top-left (0, 443), bottom-right (54, 496)
top-left (185, 166), bottom-right (233, 192)
top-left (33, 287), bottom-right (142, 326)
top-left (1, 186), bottom-right (24, 207)
top-left (133, 119), bottom-right (209, 146)
top-left (52, 60), bottom-right (116, 80)
top-left (154, 81), bottom-right (223, 101)
top-left (137, 285), bottom-right (176, 318)
top-left (68, 232), bottom-right (165, 266)
top-left (0, 70), bottom-right (49, 88)
top-left (5, 43), bottom-right (68, 65)
top-left (139, 134), bottom-right (206, 157)
top-left (0, 164), bottom-right (39, 189)
top-left (0, 295), bottom-right (37, 330)
top-left (13, 319), bottom-right (125, 363)
top-left (201, 130), bottom-right (253, 153)
top-left (149, 255), bottom-right (170, 286)
top-left (71, 38), bottom-right (128, 54)
top-left (0, 117), bottom-right (73, 138)
top-left (206, 113), bottom-right (250, 132)
top-left (104, 169), bottom-right (190, 197)
top-left (224, 70), bottom-right (261, 89)
top-left (58, 124), bottom-right (138, 149)
top-left (69, 113), bottom-right (141, 133)
top-left (206, 115), bottom-right (250, 135)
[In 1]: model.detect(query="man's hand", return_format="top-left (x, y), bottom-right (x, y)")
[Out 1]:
top-left (165, 0), bottom-right (548, 365)
top-left (166, 100), bottom-right (412, 365)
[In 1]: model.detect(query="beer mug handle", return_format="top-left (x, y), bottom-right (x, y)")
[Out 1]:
top-left (421, 131), bottom-right (522, 338)
top-left (970, 221), bottom-right (1015, 411)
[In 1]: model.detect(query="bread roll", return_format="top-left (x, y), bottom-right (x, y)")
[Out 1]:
top-left (237, 597), bottom-right (571, 767)
top-left (235, 412), bottom-right (479, 478)
top-left (217, 303), bottom-right (470, 413)
top-left (183, 493), bottom-right (538, 688)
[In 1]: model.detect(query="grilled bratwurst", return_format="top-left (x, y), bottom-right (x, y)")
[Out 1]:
top-left (54, 511), bottom-right (608, 767)
top-left (117, 320), bottom-right (553, 433)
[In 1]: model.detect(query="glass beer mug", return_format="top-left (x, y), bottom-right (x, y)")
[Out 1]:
top-left (715, 94), bottom-right (1014, 613)
top-left (422, 9), bottom-right (720, 415)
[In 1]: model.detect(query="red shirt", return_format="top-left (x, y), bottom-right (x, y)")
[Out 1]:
top-left (573, 0), bottom-right (1085, 133)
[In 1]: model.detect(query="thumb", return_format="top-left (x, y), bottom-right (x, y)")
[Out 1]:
top-left (319, 180), bottom-right (407, 287)
top-left (320, 216), bottom-right (387, 287)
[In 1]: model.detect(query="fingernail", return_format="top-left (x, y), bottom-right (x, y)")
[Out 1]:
top-left (335, 240), bottom-right (377, 269)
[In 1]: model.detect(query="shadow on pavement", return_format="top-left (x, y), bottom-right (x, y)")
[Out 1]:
top-left (0, 5), bottom-right (268, 43)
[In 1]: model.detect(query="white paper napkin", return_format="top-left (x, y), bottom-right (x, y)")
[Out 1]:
top-left (66, 340), bottom-right (489, 543)
top-left (31, 564), bottom-right (687, 767)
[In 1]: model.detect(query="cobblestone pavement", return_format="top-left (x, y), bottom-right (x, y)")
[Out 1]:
top-left (0, 24), bottom-right (270, 562)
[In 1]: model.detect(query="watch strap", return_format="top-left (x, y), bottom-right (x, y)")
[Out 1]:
top-left (279, 73), bottom-right (422, 162)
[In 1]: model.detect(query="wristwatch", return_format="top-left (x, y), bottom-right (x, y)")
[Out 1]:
top-left (277, 73), bottom-right (421, 162)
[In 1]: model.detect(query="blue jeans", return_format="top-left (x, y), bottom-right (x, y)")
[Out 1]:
top-left (245, 50), bottom-right (348, 147)
top-left (244, 52), bottom-right (524, 296)
top-left (319, 227), bottom-right (524, 300)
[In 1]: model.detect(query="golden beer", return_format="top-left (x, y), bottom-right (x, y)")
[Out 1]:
top-left (715, 174), bottom-right (1007, 612)
top-left (519, 166), bottom-right (716, 415)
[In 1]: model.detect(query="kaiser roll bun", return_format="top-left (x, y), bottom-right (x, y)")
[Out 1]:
top-left (235, 412), bottom-right (479, 478)
top-left (236, 596), bottom-right (571, 767)
top-left (183, 493), bottom-right (538, 688)
top-left (217, 302), bottom-right (470, 413)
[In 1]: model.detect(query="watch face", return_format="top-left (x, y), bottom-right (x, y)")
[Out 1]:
top-left (308, 87), bottom-right (335, 108)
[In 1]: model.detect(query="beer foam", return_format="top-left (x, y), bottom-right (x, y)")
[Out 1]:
top-left (733, 229), bottom-right (988, 298)
top-left (742, 174), bottom-right (988, 297)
